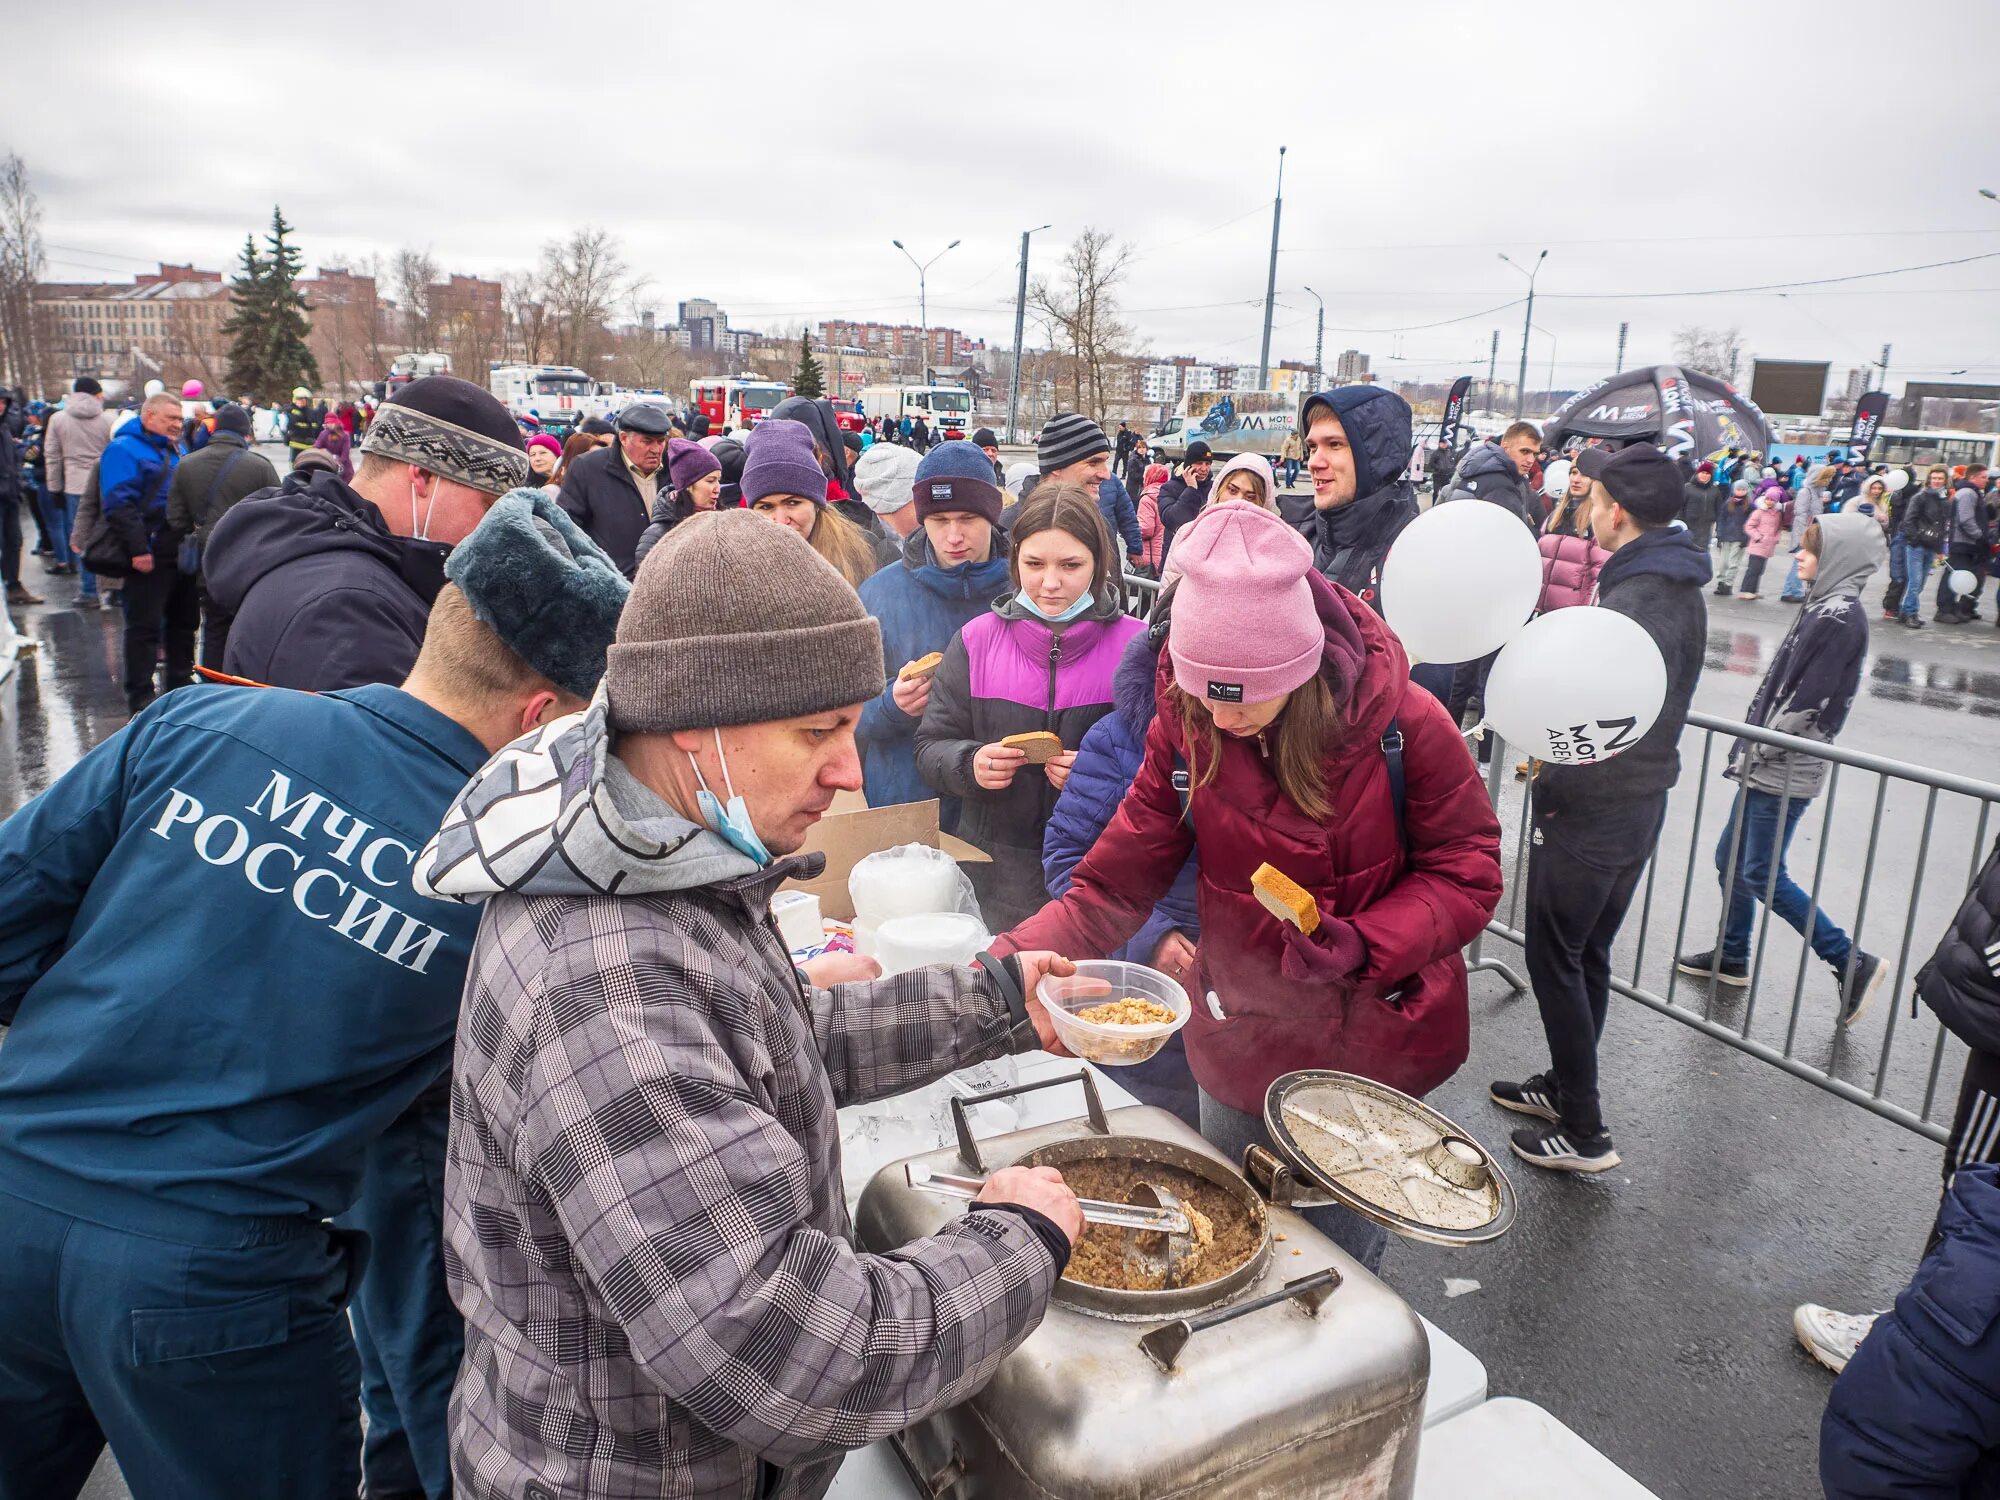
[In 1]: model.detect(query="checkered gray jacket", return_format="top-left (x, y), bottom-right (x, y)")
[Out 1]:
top-left (428, 705), bottom-right (1056, 1500)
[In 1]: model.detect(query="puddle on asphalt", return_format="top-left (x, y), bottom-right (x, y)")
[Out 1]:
top-left (1705, 628), bottom-right (2000, 718)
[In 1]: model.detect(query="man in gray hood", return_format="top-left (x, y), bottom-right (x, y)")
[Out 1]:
top-left (417, 510), bottom-right (1083, 1500)
top-left (1677, 512), bottom-right (1888, 1024)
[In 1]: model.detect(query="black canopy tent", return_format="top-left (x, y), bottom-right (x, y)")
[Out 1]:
top-left (1542, 364), bottom-right (1771, 463)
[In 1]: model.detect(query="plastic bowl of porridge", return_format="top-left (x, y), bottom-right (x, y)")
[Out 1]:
top-left (1037, 960), bottom-right (1191, 1065)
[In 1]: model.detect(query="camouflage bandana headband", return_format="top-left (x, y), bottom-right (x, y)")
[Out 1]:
top-left (360, 403), bottom-right (531, 495)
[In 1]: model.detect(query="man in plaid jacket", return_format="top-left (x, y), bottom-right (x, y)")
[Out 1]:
top-left (417, 511), bottom-right (1084, 1500)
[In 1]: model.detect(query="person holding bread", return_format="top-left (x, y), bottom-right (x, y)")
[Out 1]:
top-left (856, 444), bottom-right (1013, 825)
top-left (991, 499), bottom-right (1503, 1273)
top-left (916, 483), bottom-right (1144, 930)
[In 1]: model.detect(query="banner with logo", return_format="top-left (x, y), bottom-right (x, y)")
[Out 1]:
top-left (1849, 390), bottom-right (1889, 462)
top-left (1438, 375), bottom-right (1473, 456)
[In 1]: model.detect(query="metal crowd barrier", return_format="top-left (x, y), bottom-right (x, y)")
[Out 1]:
top-left (1118, 571), bottom-right (1996, 1144)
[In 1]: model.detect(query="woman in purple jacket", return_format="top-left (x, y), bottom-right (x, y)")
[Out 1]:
top-left (916, 484), bottom-right (1144, 929)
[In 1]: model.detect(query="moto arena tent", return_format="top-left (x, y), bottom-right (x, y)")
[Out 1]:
top-left (1542, 364), bottom-right (1771, 462)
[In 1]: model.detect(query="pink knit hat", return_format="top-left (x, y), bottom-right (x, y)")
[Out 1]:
top-left (1168, 500), bottom-right (1322, 706)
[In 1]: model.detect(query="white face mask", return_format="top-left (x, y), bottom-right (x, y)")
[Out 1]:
top-left (410, 474), bottom-right (440, 542)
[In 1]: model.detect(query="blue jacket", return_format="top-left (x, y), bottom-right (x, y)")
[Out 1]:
top-left (97, 421), bottom-right (179, 559)
top-left (1822, 1162), bottom-right (2000, 1499)
top-left (1097, 475), bottom-right (1143, 560)
top-left (855, 528), bottom-right (1011, 825)
top-left (0, 683), bottom-right (488, 1240)
top-left (1042, 629), bottom-right (1199, 963)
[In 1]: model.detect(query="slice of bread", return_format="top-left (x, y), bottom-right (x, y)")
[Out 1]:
top-left (899, 651), bottom-right (944, 682)
top-left (1251, 863), bottom-right (1319, 934)
top-left (1002, 731), bottom-right (1064, 765)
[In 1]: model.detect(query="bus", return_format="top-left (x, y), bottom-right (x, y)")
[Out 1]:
top-left (1867, 425), bottom-right (2000, 473)
top-left (689, 377), bottom-right (790, 432)
top-left (858, 384), bottom-right (973, 440)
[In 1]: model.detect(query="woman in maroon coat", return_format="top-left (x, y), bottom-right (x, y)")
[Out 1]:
top-left (996, 501), bottom-right (1502, 1271)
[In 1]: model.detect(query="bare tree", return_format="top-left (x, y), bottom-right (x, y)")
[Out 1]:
top-left (160, 292), bottom-right (230, 394)
top-left (0, 151), bottom-right (50, 394)
top-left (502, 270), bottom-right (550, 365)
top-left (1672, 325), bottom-right (1745, 383)
top-left (392, 247), bottom-right (441, 352)
top-left (1027, 228), bottom-right (1133, 424)
top-left (538, 228), bottom-right (630, 371)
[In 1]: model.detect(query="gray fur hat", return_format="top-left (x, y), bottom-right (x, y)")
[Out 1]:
top-left (445, 488), bottom-right (629, 698)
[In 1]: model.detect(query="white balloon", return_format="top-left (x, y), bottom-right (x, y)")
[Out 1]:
top-left (1885, 469), bottom-right (1911, 494)
top-left (1381, 502), bottom-right (1544, 665)
top-left (1484, 608), bottom-right (1667, 766)
top-left (1542, 458), bottom-right (1572, 498)
top-left (1950, 569), bottom-right (1979, 597)
top-left (143, 379), bottom-right (164, 399)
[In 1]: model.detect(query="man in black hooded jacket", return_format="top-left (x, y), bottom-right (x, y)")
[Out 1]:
top-left (1492, 443), bottom-right (1711, 1174)
top-left (205, 376), bottom-right (529, 691)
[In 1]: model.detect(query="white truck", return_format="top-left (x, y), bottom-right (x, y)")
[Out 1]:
top-left (858, 383), bottom-right (973, 441)
top-left (1148, 389), bottom-right (1296, 461)
top-left (488, 363), bottom-right (617, 430)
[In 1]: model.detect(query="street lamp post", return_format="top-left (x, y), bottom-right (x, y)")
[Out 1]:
top-left (892, 237), bottom-right (960, 385)
top-left (1257, 147), bottom-right (1286, 389)
top-left (1006, 224), bottom-right (1051, 445)
top-left (1499, 249), bottom-right (1547, 420)
top-left (1302, 285), bottom-right (1325, 392)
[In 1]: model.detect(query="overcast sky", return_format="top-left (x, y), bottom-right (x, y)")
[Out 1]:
top-left (16, 0), bottom-right (2000, 398)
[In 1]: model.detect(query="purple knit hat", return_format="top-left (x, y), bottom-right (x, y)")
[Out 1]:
top-left (1168, 500), bottom-right (1322, 705)
top-left (668, 437), bottom-right (721, 492)
top-left (740, 419), bottom-right (828, 505)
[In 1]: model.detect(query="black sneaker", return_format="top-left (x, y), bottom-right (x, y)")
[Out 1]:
top-left (1901, 614), bottom-right (1924, 630)
top-left (1509, 1123), bottom-right (1620, 1173)
top-left (1489, 1072), bottom-right (1561, 1123)
top-left (1675, 948), bottom-right (1749, 987)
top-left (1837, 952), bottom-right (1884, 1027)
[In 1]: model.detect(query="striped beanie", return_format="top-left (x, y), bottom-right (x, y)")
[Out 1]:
top-left (1037, 412), bottom-right (1110, 476)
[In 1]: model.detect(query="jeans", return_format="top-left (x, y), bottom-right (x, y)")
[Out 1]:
top-left (1, 495), bottom-right (20, 588)
top-left (1523, 793), bottom-right (1668, 1139)
top-left (1715, 540), bottom-right (1746, 589)
top-left (1197, 1090), bottom-right (1389, 1275)
top-left (1737, 552), bottom-right (1770, 595)
top-left (121, 558), bottom-right (199, 709)
top-left (1283, 458), bottom-right (1300, 487)
top-left (1899, 540), bottom-right (1938, 617)
top-left (49, 492), bottom-right (96, 598)
top-left (1714, 788), bottom-right (1853, 972)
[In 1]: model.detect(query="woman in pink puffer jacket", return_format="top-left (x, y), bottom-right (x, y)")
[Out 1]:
top-left (1738, 494), bottom-right (1785, 599)
top-left (1535, 464), bottom-right (1610, 612)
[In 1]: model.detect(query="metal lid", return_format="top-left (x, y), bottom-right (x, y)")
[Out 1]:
top-left (1263, 1070), bottom-right (1517, 1246)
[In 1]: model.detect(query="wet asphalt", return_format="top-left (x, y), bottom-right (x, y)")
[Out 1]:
top-left (7, 513), bottom-right (1996, 1500)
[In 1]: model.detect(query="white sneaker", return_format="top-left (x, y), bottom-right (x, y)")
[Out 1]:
top-left (1792, 1303), bottom-right (1880, 1374)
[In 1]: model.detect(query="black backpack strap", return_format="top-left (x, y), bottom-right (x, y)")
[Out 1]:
top-left (1172, 753), bottom-right (1194, 832)
top-left (1382, 718), bottom-right (1406, 842)
top-left (200, 444), bottom-right (250, 515)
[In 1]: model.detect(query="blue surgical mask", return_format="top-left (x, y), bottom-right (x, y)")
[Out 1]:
top-left (1014, 586), bottom-right (1094, 624)
top-left (690, 729), bottom-right (772, 866)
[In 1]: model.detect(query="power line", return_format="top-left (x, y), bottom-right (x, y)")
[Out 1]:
top-left (1281, 227), bottom-right (2000, 254)
top-left (1540, 249), bottom-right (2000, 301)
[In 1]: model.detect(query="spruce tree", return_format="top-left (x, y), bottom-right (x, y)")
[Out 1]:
top-left (220, 233), bottom-right (269, 399)
top-left (219, 207), bottom-right (320, 405)
top-left (792, 332), bottom-right (824, 399)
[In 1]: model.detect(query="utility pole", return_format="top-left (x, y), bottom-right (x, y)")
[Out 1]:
top-left (1256, 146), bottom-right (1286, 389)
top-left (1485, 329), bottom-right (1499, 414)
top-left (1615, 321), bottom-right (1629, 374)
top-left (1499, 249), bottom-right (1547, 420)
top-left (1878, 342), bottom-right (1892, 389)
top-left (1006, 224), bottom-right (1050, 445)
top-left (1303, 285), bottom-right (1325, 392)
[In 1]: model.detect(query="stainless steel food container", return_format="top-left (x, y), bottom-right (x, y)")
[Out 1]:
top-left (854, 1072), bottom-right (1429, 1499)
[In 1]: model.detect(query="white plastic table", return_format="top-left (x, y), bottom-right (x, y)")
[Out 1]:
top-left (1413, 1397), bottom-right (1661, 1498)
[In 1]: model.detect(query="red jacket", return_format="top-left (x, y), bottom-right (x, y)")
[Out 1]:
top-left (997, 572), bottom-right (1502, 1113)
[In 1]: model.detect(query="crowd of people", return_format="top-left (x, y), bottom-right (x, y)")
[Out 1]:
top-left (0, 364), bottom-right (1996, 1499)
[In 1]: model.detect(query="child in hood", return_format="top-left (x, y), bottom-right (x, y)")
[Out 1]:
top-left (1738, 492), bottom-right (1784, 599)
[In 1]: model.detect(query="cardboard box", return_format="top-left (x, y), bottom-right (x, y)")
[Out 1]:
top-left (786, 799), bottom-right (989, 921)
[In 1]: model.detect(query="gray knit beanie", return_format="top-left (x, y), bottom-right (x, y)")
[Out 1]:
top-left (605, 509), bottom-right (884, 733)
top-left (1037, 412), bottom-right (1110, 475)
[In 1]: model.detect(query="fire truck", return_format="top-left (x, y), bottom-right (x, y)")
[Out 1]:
top-left (830, 397), bottom-right (867, 434)
top-left (488, 364), bottom-right (611, 430)
top-left (857, 383), bottom-right (973, 440)
top-left (689, 376), bottom-right (790, 432)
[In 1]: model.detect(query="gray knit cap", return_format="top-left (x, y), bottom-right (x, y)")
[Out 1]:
top-left (1037, 412), bottom-right (1110, 475)
top-left (605, 509), bottom-right (885, 733)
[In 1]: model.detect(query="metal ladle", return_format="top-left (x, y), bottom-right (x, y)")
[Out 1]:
top-left (903, 1162), bottom-right (1191, 1235)
top-left (1125, 1181), bottom-right (1205, 1289)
